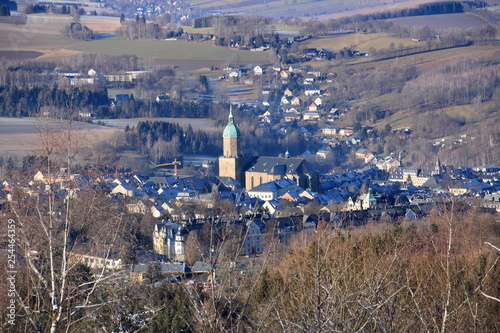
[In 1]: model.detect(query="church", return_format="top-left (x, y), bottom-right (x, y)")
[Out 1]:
top-left (219, 107), bottom-right (320, 192)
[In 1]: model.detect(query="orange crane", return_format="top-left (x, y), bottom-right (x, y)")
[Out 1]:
top-left (151, 158), bottom-right (181, 175)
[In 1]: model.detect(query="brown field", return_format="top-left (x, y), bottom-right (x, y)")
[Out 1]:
top-left (0, 118), bottom-right (121, 157)
top-left (25, 14), bottom-right (72, 32)
top-left (0, 50), bottom-right (43, 60)
top-left (37, 49), bottom-right (81, 59)
top-left (80, 16), bottom-right (121, 33)
top-left (0, 16), bottom-right (27, 24)
top-left (0, 22), bottom-right (75, 53)
top-left (389, 13), bottom-right (489, 29)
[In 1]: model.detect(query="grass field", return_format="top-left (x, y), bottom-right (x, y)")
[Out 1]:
top-left (373, 101), bottom-right (495, 134)
top-left (80, 15), bottom-right (121, 33)
top-left (352, 44), bottom-right (500, 72)
top-left (389, 13), bottom-right (489, 29)
top-left (304, 32), bottom-right (427, 52)
top-left (66, 39), bottom-right (270, 62)
top-left (0, 21), bottom-right (76, 53)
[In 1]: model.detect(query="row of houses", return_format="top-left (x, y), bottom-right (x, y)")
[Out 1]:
top-left (54, 68), bottom-right (150, 86)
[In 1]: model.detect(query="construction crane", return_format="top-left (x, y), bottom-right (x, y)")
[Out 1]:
top-left (150, 158), bottom-right (181, 175)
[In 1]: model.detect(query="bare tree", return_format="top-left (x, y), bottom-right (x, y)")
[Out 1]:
top-left (5, 120), bottom-right (125, 332)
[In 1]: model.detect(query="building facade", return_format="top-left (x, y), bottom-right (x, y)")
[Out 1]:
top-left (153, 221), bottom-right (187, 262)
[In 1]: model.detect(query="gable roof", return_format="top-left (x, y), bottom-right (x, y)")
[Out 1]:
top-left (247, 157), bottom-right (316, 175)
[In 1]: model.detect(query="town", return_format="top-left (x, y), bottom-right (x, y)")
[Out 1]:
top-left (0, 0), bottom-right (499, 331)
top-left (2, 109), bottom-right (499, 280)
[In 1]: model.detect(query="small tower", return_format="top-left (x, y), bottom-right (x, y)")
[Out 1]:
top-left (285, 149), bottom-right (290, 159)
top-left (434, 158), bottom-right (442, 175)
top-left (219, 105), bottom-right (243, 183)
top-left (174, 226), bottom-right (188, 262)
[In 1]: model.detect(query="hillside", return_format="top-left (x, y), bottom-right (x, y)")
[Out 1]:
top-left (187, 0), bottom-right (442, 19)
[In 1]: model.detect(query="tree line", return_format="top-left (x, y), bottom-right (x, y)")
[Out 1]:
top-left (113, 99), bottom-right (217, 119)
top-left (0, 84), bottom-right (229, 119)
top-left (0, 85), bottom-right (109, 117)
top-left (61, 22), bottom-right (95, 41)
top-left (0, 4), bottom-right (9, 15)
top-left (115, 17), bottom-right (184, 40)
top-left (0, 0), bottom-right (16, 11)
top-left (24, 3), bottom-right (83, 15)
top-left (125, 120), bottom-right (221, 162)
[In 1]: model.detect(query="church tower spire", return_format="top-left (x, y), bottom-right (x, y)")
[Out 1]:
top-left (219, 105), bottom-right (243, 184)
top-left (222, 105), bottom-right (240, 158)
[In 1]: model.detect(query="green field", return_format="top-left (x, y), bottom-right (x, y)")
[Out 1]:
top-left (66, 39), bottom-right (270, 61)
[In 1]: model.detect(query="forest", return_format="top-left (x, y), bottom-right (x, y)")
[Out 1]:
top-left (0, 85), bottom-right (109, 117)
top-left (125, 120), bottom-right (221, 163)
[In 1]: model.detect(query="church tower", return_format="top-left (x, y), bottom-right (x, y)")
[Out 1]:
top-left (434, 158), bottom-right (442, 175)
top-left (219, 106), bottom-right (243, 183)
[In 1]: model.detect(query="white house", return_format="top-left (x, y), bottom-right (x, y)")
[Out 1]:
top-left (241, 220), bottom-right (265, 255)
top-left (253, 65), bottom-right (263, 75)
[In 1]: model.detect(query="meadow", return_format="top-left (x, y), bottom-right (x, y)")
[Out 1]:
top-left (389, 13), bottom-right (490, 29)
top-left (80, 15), bottom-right (121, 33)
top-left (66, 39), bottom-right (270, 62)
top-left (304, 32), bottom-right (427, 52)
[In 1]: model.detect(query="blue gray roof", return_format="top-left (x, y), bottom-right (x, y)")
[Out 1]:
top-left (223, 109), bottom-right (241, 138)
top-left (248, 157), bottom-right (316, 175)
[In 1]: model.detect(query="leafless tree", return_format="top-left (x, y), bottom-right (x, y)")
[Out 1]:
top-left (5, 120), bottom-right (125, 332)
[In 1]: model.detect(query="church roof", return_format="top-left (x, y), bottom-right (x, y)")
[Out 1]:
top-left (223, 108), bottom-right (241, 138)
top-left (248, 157), bottom-right (316, 175)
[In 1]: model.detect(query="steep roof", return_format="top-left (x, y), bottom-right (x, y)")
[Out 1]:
top-left (222, 107), bottom-right (241, 138)
top-left (247, 157), bottom-right (316, 175)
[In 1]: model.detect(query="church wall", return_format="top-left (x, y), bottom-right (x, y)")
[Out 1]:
top-left (245, 172), bottom-right (282, 190)
top-left (223, 136), bottom-right (239, 158)
top-left (219, 157), bottom-right (243, 183)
